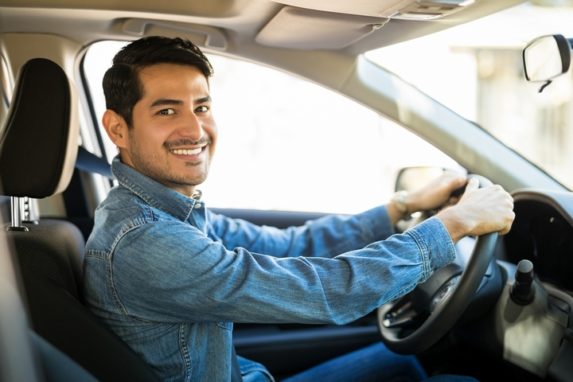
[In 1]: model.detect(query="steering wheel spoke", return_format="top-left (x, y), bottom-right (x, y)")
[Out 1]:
top-left (381, 297), bottom-right (423, 329)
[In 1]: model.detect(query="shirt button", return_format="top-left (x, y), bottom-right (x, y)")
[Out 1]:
top-left (195, 203), bottom-right (202, 209)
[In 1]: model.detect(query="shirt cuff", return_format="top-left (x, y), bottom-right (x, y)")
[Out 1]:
top-left (406, 216), bottom-right (456, 270)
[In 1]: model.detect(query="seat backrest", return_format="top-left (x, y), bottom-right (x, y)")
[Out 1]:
top-left (0, 58), bottom-right (77, 199)
top-left (0, 58), bottom-right (159, 381)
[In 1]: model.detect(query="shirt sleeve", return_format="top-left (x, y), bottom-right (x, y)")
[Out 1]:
top-left (111, 215), bottom-right (455, 326)
top-left (207, 205), bottom-right (395, 259)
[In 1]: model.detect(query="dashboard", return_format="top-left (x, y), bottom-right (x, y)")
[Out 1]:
top-left (503, 189), bottom-right (573, 293)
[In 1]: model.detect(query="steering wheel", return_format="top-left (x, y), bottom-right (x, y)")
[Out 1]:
top-left (377, 175), bottom-right (498, 354)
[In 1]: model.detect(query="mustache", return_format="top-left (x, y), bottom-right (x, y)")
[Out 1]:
top-left (165, 138), bottom-right (211, 149)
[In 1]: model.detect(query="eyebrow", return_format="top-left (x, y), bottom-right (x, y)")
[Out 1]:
top-left (150, 96), bottom-right (211, 108)
top-left (196, 95), bottom-right (212, 104)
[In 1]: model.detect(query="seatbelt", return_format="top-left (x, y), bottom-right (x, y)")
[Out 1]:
top-left (75, 146), bottom-right (113, 178)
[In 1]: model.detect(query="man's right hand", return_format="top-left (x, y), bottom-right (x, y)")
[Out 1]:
top-left (436, 177), bottom-right (515, 242)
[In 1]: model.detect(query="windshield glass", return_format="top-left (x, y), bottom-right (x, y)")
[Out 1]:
top-left (366, 2), bottom-right (573, 190)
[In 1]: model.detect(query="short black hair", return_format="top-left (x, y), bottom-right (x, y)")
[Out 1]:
top-left (102, 36), bottom-right (213, 126)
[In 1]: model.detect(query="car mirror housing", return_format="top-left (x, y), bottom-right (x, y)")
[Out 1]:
top-left (523, 34), bottom-right (571, 92)
top-left (394, 166), bottom-right (445, 192)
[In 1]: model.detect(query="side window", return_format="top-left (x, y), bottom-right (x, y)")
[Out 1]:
top-left (83, 41), bottom-right (460, 214)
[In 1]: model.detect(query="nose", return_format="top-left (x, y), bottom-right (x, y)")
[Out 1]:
top-left (179, 110), bottom-right (205, 141)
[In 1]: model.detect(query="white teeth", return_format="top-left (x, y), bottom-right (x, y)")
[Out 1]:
top-left (171, 148), bottom-right (202, 155)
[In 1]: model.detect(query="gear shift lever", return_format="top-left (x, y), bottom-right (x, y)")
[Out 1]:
top-left (496, 259), bottom-right (569, 377)
top-left (510, 259), bottom-right (535, 305)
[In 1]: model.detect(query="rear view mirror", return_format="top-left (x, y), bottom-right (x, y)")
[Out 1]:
top-left (523, 34), bottom-right (571, 92)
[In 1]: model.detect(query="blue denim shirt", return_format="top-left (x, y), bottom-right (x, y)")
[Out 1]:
top-left (83, 157), bottom-right (456, 382)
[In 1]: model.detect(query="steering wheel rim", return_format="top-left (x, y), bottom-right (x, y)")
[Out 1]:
top-left (377, 175), bottom-right (498, 354)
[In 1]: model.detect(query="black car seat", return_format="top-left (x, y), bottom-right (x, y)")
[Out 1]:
top-left (0, 58), bottom-right (159, 381)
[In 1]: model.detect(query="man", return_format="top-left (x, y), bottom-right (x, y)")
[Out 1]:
top-left (83, 36), bottom-right (514, 382)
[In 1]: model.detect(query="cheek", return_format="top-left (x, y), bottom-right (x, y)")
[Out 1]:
top-left (205, 119), bottom-right (218, 143)
top-left (133, 118), bottom-right (169, 142)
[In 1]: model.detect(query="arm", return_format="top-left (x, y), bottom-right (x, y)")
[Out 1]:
top-left (207, 205), bottom-right (396, 259)
top-left (111, 216), bottom-right (455, 325)
top-left (208, 171), bottom-right (512, 258)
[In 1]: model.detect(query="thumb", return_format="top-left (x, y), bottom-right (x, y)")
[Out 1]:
top-left (464, 177), bottom-right (479, 193)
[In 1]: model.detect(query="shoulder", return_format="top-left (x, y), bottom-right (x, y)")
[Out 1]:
top-left (87, 187), bottom-right (170, 251)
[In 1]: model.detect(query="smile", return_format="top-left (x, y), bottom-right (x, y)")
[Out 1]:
top-left (170, 147), bottom-right (204, 156)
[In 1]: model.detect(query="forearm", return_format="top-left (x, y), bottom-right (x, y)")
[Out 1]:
top-left (210, 206), bottom-right (394, 258)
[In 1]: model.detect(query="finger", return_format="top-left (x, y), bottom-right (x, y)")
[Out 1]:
top-left (464, 177), bottom-right (479, 192)
top-left (448, 196), bottom-right (460, 205)
top-left (499, 225), bottom-right (511, 235)
top-left (498, 210), bottom-right (515, 235)
top-left (445, 174), bottom-right (466, 189)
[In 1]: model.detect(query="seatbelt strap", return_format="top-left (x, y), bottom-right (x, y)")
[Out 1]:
top-left (75, 146), bottom-right (113, 178)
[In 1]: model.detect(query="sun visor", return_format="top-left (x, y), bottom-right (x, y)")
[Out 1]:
top-left (272, 0), bottom-right (475, 20)
top-left (121, 19), bottom-right (227, 50)
top-left (256, 6), bottom-right (387, 50)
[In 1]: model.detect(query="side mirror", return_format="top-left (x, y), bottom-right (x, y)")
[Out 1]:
top-left (395, 166), bottom-right (446, 192)
top-left (523, 34), bottom-right (571, 92)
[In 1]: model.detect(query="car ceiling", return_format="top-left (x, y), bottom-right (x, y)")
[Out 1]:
top-left (0, 0), bottom-right (527, 55)
top-left (0, 0), bottom-right (565, 199)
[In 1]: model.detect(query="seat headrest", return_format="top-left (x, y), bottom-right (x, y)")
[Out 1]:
top-left (0, 58), bottom-right (78, 198)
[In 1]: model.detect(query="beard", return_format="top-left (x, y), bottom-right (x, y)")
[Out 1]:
top-left (126, 138), bottom-right (212, 192)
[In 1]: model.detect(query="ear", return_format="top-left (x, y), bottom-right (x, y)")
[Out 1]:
top-left (102, 109), bottom-right (129, 149)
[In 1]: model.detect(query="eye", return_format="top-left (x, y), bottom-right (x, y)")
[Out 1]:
top-left (157, 108), bottom-right (175, 116)
top-left (195, 105), bottom-right (210, 113)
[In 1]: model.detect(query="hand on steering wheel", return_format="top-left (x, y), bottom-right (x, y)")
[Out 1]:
top-left (377, 175), bottom-right (500, 354)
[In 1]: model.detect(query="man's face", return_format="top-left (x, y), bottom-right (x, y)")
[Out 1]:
top-left (113, 63), bottom-right (217, 196)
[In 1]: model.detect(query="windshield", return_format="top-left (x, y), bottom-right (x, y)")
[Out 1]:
top-left (366, 2), bottom-right (573, 190)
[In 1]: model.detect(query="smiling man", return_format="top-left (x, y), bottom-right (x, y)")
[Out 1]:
top-left (83, 36), bottom-right (514, 382)
top-left (102, 62), bottom-right (215, 194)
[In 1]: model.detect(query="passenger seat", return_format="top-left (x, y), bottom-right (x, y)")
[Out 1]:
top-left (0, 58), bottom-right (159, 381)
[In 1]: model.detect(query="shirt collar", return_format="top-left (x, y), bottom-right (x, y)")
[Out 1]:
top-left (111, 156), bottom-right (198, 221)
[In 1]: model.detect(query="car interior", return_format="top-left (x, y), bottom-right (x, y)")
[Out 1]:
top-left (1, 0), bottom-right (572, 381)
